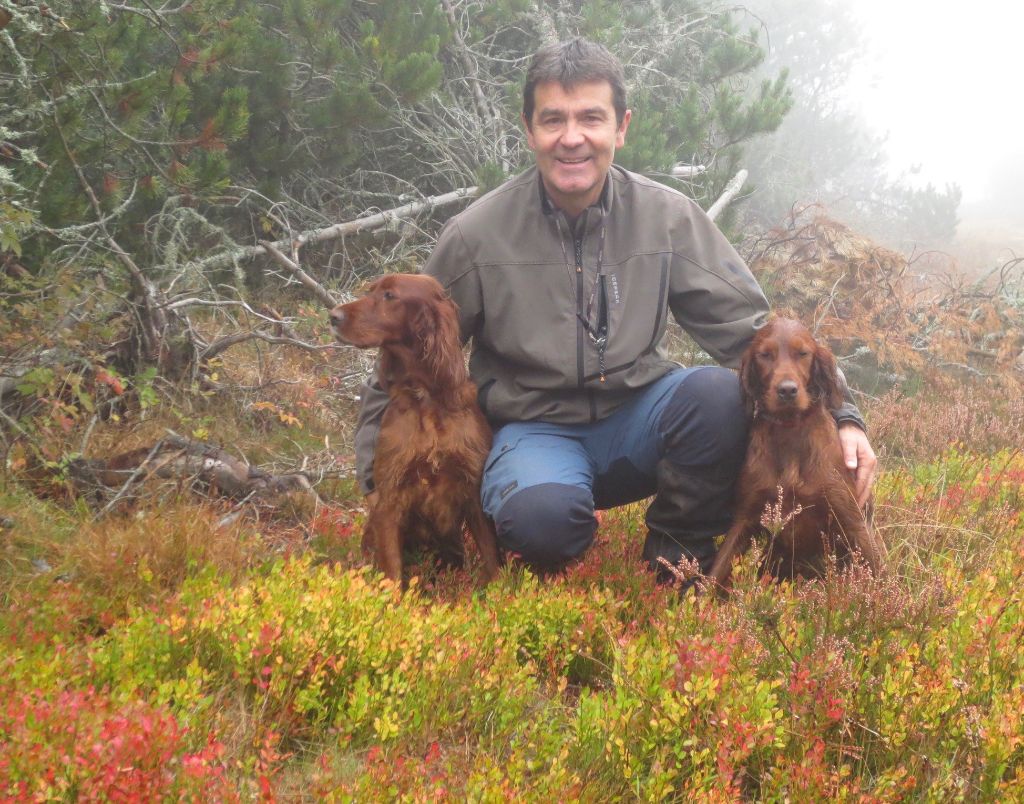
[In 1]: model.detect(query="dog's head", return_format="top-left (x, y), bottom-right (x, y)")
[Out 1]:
top-left (330, 273), bottom-right (463, 385)
top-left (740, 317), bottom-right (842, 417)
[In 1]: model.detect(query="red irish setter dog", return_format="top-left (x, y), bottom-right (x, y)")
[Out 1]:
top-left (707, 318), bottom-right (885, 590)
top-left (330, 273), bottom-right (500, 585)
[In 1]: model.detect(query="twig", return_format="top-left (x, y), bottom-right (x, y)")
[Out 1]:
top-left (258, 239), bottom-right (338, 307)
top-left (200, 331), bottom-right (342, 362)
top-left (93, 437), bottom-right (168, 519)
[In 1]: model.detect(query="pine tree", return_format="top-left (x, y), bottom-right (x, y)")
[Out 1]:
top-left (1, 0), bottom-right (791, 387)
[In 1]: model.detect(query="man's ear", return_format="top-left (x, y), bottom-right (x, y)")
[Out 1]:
top-left (615, 108), bottom-right (632, 148)
top-left (522, 112), bottom-right (536, 149)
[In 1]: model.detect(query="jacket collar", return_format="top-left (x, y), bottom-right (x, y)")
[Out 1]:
top-left (536, 166), bottom-right (616, 233)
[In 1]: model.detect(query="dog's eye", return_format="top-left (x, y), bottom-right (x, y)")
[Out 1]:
top-left (382, 290), bottom-right (396, 301)
top-left (756, 352), bottom-right (772, 359)
top-left (797, 350), bottom-right (811, 358)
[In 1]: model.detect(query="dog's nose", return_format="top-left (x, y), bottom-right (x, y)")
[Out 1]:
top-left (329, 308), bottom-right (346, 327)
top-left (777, 380), bottom-right (798, 402)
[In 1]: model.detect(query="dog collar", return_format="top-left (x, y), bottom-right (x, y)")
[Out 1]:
top-left (752, 402), bottom-right (816, 427)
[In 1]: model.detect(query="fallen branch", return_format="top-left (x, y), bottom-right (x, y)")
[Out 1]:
top-left (72, 430), bottom-right (323, 515)
top-left (707, 169), bottom-right (748, 222)
top-left (177, 186), bottom-right (480, 277)
top-left (259, 238), bottom-right (339, 307)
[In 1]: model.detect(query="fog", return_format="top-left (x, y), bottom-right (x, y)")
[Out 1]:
top-left (845, 0), bottom-right (1024, 218)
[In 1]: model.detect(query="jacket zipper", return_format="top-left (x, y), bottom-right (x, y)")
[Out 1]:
top-left (574, 224), bottom-right (601, 422)
top-left (573, 224), bottom-right (585, 392)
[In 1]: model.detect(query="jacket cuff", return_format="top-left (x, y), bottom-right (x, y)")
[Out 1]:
top-left (353, 374), bottom-right (390, 495)
top-left (831, 404), bottom-right (866, 432)
top-left (830, 367), bottom-right (866, 433)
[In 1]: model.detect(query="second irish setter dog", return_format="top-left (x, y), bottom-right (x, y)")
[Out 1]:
top-left (330, 273), bottom-right (500, 585)
top-left (707, 318), bottom-right (885, 590)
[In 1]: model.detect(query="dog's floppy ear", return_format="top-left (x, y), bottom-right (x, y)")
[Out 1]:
top-left (810, 341), bottom-right (844, 409)
top-left (738, 343), bottom-right (761, 417)
top-left (411, 293), bottom-right (465, 391)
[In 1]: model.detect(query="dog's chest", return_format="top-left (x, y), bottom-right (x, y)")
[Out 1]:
top-left (377, 404), bottom-right (487, 487)
top-left (749, 439), bottom-right (845, 552)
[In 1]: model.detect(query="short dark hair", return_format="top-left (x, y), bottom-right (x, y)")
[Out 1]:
top-left (522, 38), bottom-right (628, 128)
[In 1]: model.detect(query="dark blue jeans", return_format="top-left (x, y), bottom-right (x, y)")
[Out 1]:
top-left (480, 366), bottom-right (747, 568)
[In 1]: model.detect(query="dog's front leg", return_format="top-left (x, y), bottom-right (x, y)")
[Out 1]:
top-left (706, 520), bottom-right (754, 594)
top-left (465, 500), bottom-right (501, 584)
top-left (365, 503), bottom-right (404, 583)
top-left (824, 472), bottom-right (886, 575)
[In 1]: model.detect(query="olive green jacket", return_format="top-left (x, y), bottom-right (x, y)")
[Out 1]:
top-left (354, 166), bottom-right (863, 492)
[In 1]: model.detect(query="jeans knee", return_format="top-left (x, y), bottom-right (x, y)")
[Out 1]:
top-left (495, 483), bottom-right (596, 568)
top-left (659, 366), bottom-right (747, 466)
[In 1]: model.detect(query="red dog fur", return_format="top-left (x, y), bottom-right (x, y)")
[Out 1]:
top-left (330, 274), bottom-right (500, 584)
top-left (707, 318), bottom-right (885, 589)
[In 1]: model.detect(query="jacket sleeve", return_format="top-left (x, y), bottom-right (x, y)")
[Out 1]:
top-left (423, 218), bottom-right (483, 342)
top-left (833, 367), bottom-right (867, 432)
top-left (352, 216), bottom-right (481, 494)
top-left (353, 375), bottom-right (390, 494)
top-left (666, 199), bottom-right (867, 432)
top-left (666, 199), bottom-right (770, 369)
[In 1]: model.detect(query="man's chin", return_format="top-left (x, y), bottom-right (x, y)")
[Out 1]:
top-left (547, 177), bottom-right (599, 205)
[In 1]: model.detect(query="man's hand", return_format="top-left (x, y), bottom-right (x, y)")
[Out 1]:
top-left (838, 423), bottom-right (876, 508)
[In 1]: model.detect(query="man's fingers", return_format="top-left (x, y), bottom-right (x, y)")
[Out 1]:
top-left (856, 466), bottom-right (873, 508)
top-left (838, 423), bottom-right (876, 509)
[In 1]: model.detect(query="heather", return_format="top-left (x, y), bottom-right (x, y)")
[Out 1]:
top-left (3, 382), bottom-right (1024, 798)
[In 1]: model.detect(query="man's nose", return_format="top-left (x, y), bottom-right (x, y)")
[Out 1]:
top-left (560, 121), bottom-right (585, 147)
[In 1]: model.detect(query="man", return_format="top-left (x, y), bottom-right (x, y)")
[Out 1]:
top-left (354, 38), bottom-right (875, 579)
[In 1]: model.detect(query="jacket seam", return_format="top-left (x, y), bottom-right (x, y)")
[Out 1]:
top-left (672, 252), bottom-right (767, 306)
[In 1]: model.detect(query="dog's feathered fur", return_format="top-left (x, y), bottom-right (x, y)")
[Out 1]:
top-left (707, 318), bottom-right (885, 589)
top-left (331, 273), bottom-right (500, 584)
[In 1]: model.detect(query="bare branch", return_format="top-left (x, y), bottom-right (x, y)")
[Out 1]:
top-left (174, 186), bottom-right (479, 277)
top-left (200, 331), bottom-right (342, 362)
top-left (259, 238), bottom-right (338, 307)
top-left (707, 169), bottom-right (749, 221)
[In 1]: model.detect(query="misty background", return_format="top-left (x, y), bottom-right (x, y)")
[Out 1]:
top-left (3, 0), bottom-right (1022, 403)
top-left (739, 0), bottom-right (1024, 269)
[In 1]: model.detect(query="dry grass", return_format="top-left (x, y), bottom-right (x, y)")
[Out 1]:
top-left (68, 502), bottom-right (265, 602)
top-left (864, 380), bottom-right (1024, 463)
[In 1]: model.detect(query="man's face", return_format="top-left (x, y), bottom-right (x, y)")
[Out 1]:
top-left (524, 80), bottom-right (631, 218)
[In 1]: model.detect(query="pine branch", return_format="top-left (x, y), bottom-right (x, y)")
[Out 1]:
top-left (50, 100), bottom-right (173, 362)
top-left (440, 0), bottom-right (508, 170)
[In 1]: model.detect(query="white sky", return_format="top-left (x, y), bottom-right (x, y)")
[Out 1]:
top-left (844, 0), bottom-right (1024, 206)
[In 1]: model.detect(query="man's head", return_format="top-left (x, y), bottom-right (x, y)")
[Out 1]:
top-left (521, 38), bottom-right (632, 218)
top-left (522, 38), bottom-right (628, 128)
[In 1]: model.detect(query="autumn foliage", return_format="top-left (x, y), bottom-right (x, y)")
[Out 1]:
top-left (3, 214), bottom-right (1024, 797)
